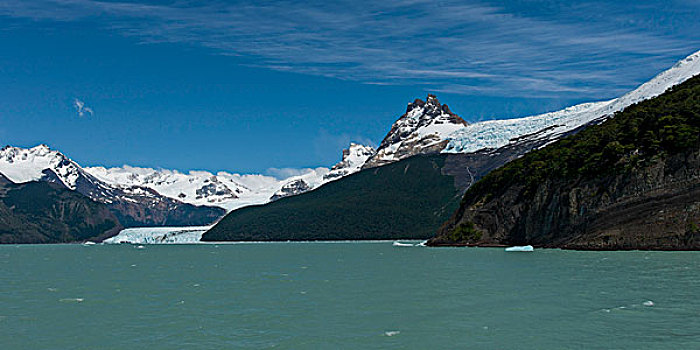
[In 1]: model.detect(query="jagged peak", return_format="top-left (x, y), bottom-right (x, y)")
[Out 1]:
top-left (346, 142), bottom-right (376, 153)
top-left (406, 94), bottom-right (442, 112)
top-left (404, 94), bottom-right (461, 121)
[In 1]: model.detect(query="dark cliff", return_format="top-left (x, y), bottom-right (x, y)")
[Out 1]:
top-left (429, 74), bottom-right (700, 250)
top-left (0, 174), bottom-right (122, 244)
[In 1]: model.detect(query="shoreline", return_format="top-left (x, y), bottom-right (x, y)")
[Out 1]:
top-left (3, 239), bottom-right (700, 251)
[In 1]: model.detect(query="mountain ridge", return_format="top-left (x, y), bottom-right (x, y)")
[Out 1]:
top-left (0, 172), bottom-right (122, 244)
top-left (363, 94), bottom-right (468, 168)
top-left (429, 74), bottom-right (700, 249)
top-left (0, 145), bottom-right (225, 227)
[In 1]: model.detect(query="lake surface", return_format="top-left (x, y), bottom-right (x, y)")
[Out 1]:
top-left (1, 242), bottom-right (699, 349)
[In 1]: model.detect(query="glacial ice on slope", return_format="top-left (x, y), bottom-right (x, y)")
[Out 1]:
top-left (444, 49), bottom-right (700, 154)
top-left (103, 226), bottom-right (212, 244)
top-left (0, 144), bottom-right (82, 189)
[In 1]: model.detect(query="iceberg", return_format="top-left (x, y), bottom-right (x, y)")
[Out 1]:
top-left (505, 245), bottom-right (534, 252)
top-left (392, 241), bottom-right (414, 247)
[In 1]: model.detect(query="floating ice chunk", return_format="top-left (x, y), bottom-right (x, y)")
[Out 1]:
top-left (384, 331), bottom-right (400, 337)
top-left (505, 245), bottom-right (534, 252)
top-left (136, 245), bottom-right (145, 249)
top-left (82, 241), bottom-right (96, 246)
top-left (59, 298), bottom-right (84, 303)
top-left (392, 241), bottom-right (414, 247)
top-left (643, 300), bottom-right (654, 307)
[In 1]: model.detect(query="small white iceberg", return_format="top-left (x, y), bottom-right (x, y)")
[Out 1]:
top-left (82, 241), bottom-right (96, 246)
top-left (59, 298), bottom-right (84, 303)
top-left (505, 245), bottom-right (534, 252)
top-left (392, 241), bottom-right (414, 247)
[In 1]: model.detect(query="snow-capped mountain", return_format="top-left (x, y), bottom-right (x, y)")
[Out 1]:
top-left (2, 50), bottom-right (697, 225)
top-left (87, 142), bottom-right (375, 210)
top-left (0, 142), bottom-right (374, 214)
top-left (0, 144), bottom-right (83, 189)
top-left (270, 143), bottom-right (375, 201)
top-left (443, 49), bottom-right (700, 154)
top-left (324, 143), bottom-right (376, 180)
top-left (0, 145), bottom-right (225, 226)
top-left (363, 94), bottom-right (467, 168)
top-left (86, 166), bottom-right (267, 210)
top-left (357, 50), bottom-right (700, 168)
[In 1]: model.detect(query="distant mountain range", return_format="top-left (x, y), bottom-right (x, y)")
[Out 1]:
top-left (1, 49), bottom-right (699, 245)
top-left (0, 145), bottom-right (225, 227)
top-left (203, 50), bottom-right (700, 244)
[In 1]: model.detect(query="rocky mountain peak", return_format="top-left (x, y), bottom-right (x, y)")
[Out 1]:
top-left (406, 94), bottom-right (455, 117)
top-left (363, 94), bottom-right (468, 168)
top-left (0, 144), bottom-right (81, 189)
top-left (324, 143), bottom-right (376, 181)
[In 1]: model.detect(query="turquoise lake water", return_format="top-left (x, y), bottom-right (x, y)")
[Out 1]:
top-left (1, 243), bottom-right (699, 349)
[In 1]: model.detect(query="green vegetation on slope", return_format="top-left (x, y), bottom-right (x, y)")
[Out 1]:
top-left (203, 154), bottom-right (462, 241)
top-left (0, 175), bottom-right (122, 244)
top-left (431, 74), bottom-right (700, 249)
top-left (468, 75), bottom-right (700, 203)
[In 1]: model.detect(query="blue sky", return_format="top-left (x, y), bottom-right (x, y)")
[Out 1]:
top-left (0, 0), bottom-right (698, 174)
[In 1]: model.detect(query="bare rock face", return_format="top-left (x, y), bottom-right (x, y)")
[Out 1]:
top-left (270, 179), bottom-right (311, 201)
top-left (0, 173), bottom-right (122, 244)
top-left (429, 75), bottom-right (700, 250)
top-left (432, 148), bottom-right (700, 250)
top-left (363, 95), bottom-right (467, 168)
top-left (195, 176), bottom-right (239, 202)
top-left (324, 143), bottom-right (376, 181)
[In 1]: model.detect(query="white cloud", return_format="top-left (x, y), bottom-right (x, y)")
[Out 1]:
top-left (265, 167), bottom-right (328, 180)
top-left (73, 98), bottom-right (94, 117)
top-left (1, 1), bottom-right (698, 98)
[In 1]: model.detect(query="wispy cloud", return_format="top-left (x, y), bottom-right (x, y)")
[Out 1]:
top-left (73, 98), bottom-right (93, 117)
top-left (1, 1), bottom-right (698, 98)
top-left (265, 167), bottom-right (328, 180)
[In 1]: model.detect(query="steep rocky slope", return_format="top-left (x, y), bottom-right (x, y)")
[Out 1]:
top-left (0, 145), bottom-right (224, 227)
top-left (364, 94), bottom-right (467, 168)
top-left (429, 74), bottom-right (700, 250)
top-left (0, 173), bottom-right (122, 243)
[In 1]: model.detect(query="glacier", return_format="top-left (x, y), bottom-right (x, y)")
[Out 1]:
top-left (103, 226), bottom-right (212, 244)
top-left (444, 49), bottom-right (700, 154)
top-left (0, 142), bottom-right (375, 213)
